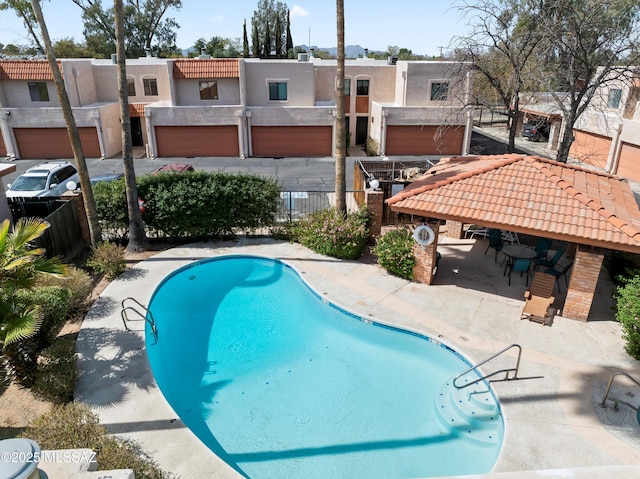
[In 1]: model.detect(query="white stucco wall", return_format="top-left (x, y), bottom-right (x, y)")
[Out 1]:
top-left (244, 60), bottom-right (315, 107)
top-left (174, 78), bottom-right (241, 106)
top-left (91, 60), bottom-right (173, 104)
top-left (60, 59), bottom-right (98, 107)
top-left (0, 80), bottom-right (59, 108)
top-left (147, 105), bottom-right (243, 126)
top-left (247, 106), bottom-right (334, 126)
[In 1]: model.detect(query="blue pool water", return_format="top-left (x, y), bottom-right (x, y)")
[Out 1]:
top-left (146, 255), bottom-right (504, 478)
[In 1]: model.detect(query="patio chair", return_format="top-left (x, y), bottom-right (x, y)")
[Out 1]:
top-left (507, 257), bottom-right (532, 286)
top-left (521, 272), bottom-right (555, 325)
top-left (533, 238), bottom-right (552, 261)
top-left (484, 228), bottom-right (504, 262)
top-left (545, 261), bottom-right (574, 293)
top-left (535, 249), bottom-right (563, 271)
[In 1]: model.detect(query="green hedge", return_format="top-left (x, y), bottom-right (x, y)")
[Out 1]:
top-left (93, 172), bottom-right (281, 240)
top-left (615, 274), bottom-right (640, 359)
top-left (373, 227), bottom-right (415, 280)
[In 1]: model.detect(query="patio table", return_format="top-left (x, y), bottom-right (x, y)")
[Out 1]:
top-left (502, 245), bottom-right (537, 276)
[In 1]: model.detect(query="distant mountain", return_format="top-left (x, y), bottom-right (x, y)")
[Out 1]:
top-left (300, 44), bottom-right (385, 58)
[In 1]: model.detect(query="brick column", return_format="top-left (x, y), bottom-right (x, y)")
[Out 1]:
top-left (444, 220), bottom-right (464, 239)
top-left (365, 189), bottom-right (384, 239)
top-left (412, 222), bottom-right (440, 285)
top-left (61, 190), bottom-right (91, 246)
top-left (562, 245), bottom-right (604, 322)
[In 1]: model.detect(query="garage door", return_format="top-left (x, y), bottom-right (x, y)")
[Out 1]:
top-left (155, 126), bottom-right (239, 157)
top-left (569, 130), bottom-right (611, 170)
top-left (385, 125), bottom-right (464, 156)
top-left (616, 142), bottom-right (640, 183)
top-left (252, 126), bottom-right (332, 157)
top-left (14, 128), bottom-right (101, 159)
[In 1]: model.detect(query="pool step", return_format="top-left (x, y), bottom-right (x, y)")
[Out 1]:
top-left (434, 378), bottom-right (503, 446)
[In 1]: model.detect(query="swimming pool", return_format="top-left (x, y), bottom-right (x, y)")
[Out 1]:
top-left (146, 255), bottom-right (504, 478)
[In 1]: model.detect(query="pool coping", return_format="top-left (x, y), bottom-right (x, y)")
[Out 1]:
top-left (75, 238), bottom-right (640, 478)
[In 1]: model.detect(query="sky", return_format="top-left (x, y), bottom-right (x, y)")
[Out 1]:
top-left (0, 0), bottom-right (473, 57)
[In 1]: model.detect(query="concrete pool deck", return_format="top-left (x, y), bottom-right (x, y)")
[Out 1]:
top-left (75, 237), bottom-right (640, 478)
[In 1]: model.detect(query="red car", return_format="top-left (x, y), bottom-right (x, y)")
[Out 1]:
top-left (153, 163), bottom-right (195, 174)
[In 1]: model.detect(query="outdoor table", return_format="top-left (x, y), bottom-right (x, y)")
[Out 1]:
top-left (502, 245), bottom-right (537, 276)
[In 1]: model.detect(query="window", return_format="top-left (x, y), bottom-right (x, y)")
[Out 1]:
top-left (199, 81), bottom-right (218, 100)
top-left (269, 82), bottom-right (287, 101)
top-left (127, 78), bottom-right (136, 96)
top-left (608, 89), bottom-right (622, 109)
top-left (430, 82), bottom-right (448, 101)
top-left (143, 78), bottom-right (158, 96)
top-left (356, 79), bottom-right (369, 96)
top-left (345, 78), bottom-right (351, 96)
top-left (28, 82), bottom-right (49, 102)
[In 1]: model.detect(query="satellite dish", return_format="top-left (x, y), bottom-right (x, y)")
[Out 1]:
top-left (66, 180), bottom-right (78, 191)
top-left (413, 224), bottom-right (435, 247)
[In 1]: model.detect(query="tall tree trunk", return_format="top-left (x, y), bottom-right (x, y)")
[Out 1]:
top-left (115, 0), bottom-right (148, 252)
top-left (30, 0), bottom-right (102, 246)
top-left (334, 0), bottom-right (346, 214)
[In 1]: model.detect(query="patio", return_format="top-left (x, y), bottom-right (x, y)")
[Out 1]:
top-left (73, 237), bottom-right (640, 478)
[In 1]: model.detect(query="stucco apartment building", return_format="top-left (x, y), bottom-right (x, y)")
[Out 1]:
top-left (0, 55), bottom-right (472, 162)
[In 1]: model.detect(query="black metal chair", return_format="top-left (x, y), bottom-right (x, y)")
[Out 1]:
top-left (534, 238), bottom-right (552, 261)
top-left (536, 249), bottom-right (563, 271)
top-left (545, 261), bottom-right (574, 292)
top-left (484, 228), bottom-right (504, 262)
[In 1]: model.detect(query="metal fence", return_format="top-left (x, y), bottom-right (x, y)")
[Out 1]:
top-left (277, 190), bottom-right (364, 222)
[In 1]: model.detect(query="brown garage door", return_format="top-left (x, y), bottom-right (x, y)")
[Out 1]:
top-left (14, 127), bottom-right (101, 159)
top-left (155, 125), bottom-right (239, 157)
top-left (616, 142), bottom-right (640, 183)
top-left (0, 132), bottom-right (5, 157)
top-left (252, 126), bottom-right (332, 157)
top-left (385, 125), bottom-right (464, 156)
top-left (569, 130), bottom-right (611, 169)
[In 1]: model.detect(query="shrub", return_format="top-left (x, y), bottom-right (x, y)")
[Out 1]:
top-left (294, 207), bottom-right (371, 260)
top-left (23, 286), bottom-right (72, 348)
top-left (87, 242), bottom-right (127, 281)
top-left (31, 337), bottom-right (77, 404)
top-left (373, 228), bottom-right (416, 280)
top-left (21, 402), bottom-right (171, 479)
top-left (615, 274), bottom-right (640, 359)
top-left (92, 179), bottom-right (129, 241)
top-left (35, 265), bottom-right (93, 313)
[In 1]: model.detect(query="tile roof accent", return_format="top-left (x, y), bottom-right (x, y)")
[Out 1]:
top-left (129, 103), bottom-right (147, 117)
top-left (0, 60), bottom-right (62, 80)
top-left (387, 154), bottom-right (640, 253)
top-left (172, 59), bottom-right (239, 79)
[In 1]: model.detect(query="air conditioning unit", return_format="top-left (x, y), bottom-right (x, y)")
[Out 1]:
top-left (298, 53), bottom-right (309, 62)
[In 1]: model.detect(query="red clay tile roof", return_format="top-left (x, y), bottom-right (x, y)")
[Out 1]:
top-left (387, 154), bottom-right (640, 253)
top-left (0, 60), bottom-right (62, 80)
top-left (129, 103), bottom-right (147, 117)
top-left (172, 59), bottom-right (239, 79)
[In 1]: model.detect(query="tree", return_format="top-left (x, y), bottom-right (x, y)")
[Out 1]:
top-left (29, 0), bottom-right (102, 246)
top-left (335, 0), bottom-right (346, 214)
top-left (535, 0), bottom-right (640, 163)
top-left (53, 37), bottom-right (92, 58)
top-left (243, 19), bottom-right (250, 58)
top-left (0, 218), bottom-right (65, 346)
top-left (193, 36), bottom-right (241, 58)
top-left (114, 0), bottom-right (148, 252)
top-left (453, 0), bottom-right (545, 152)
top-left (285, 9), bottom-right (293, 58)
top-left (72, 0), bottom-right (182, 58)
top-left (0, 0), bottom-right (43, 51)
top-left (251, 22), bottom-right (260, 57)
top-left (251, 0), bottom-right (288, 59)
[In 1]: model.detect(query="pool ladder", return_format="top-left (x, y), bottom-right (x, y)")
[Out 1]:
top-left (121, 297), bottom-right (158, 345)
top-left (601, 371), bottom-right (640, 413)
top-left (453, 344), bottom-right (522, 390)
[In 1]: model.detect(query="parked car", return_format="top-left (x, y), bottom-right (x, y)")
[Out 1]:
top-left (153, 163), bottom-right (195, 174)
top-left (6, 161), bottom-right (79, 198)
top-left (522, 120), bottom-right (550, 142)
top-left (90, 172), bottom-right (124, 185)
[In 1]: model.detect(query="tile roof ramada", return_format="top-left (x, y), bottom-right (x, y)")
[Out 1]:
top-left (172, 59), bottom-right (239, 79)
top-left (387, 154), bottom-right (640, 253)
top-left (0, 59), bottom-right (62, 80)
top-left (129, 103), bottom-right (147, 117)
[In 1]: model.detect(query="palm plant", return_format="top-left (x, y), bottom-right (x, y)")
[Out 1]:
top-left (0, 218), bottom-right (66, 347)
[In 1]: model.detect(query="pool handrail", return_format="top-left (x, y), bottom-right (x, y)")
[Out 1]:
top-left (600, 371), bottom-right (640, 412)
top-left (453, 343), bottom-right (522, 389)
top-left (121, 297), bottom-right (158, 345)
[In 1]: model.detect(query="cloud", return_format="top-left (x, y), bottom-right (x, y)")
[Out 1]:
top-left (289, 5), bottom-right (310, 19)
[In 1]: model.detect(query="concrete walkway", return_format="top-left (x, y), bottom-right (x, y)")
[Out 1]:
top-left (75, 238), bottom-right (640, 478)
